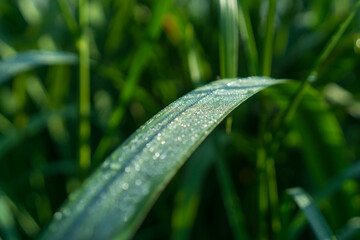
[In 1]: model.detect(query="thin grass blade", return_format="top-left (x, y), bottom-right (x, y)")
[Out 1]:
top-left (237, 0), bottom-right (259, 75)
top-left (287, 187), bottom-right (336, 240)
top-left (287, 160), bottom-right (360, 240)
top-left (0, 190), bottom-right (19, 240)
top-left (216, 151), bottom-right (249, 240)
top-left (41, 77), bottom-right (286, 240)
top-left (337, 217), bottom-right (360, 240)
top-left (0, 50), bottom-right (77, 84)
top-left (219, 0), bottom-right (239, 78)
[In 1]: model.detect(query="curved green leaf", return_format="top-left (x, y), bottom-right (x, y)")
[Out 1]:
top-left (0, 50), bottom-right (77, 84)
top-left (41, 77), bottom-right (286, 240)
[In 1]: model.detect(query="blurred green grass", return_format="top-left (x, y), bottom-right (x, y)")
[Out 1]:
top-left (0, 0), bottom-right (360, 239)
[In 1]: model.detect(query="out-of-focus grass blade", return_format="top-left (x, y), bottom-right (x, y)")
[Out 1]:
top-left (41, 77), bottom-right (286, 240)
top-left (216, 149), bottom-right (249, 240)
top-left (0, 190), bottom-right (19, 240)
top-left (262, 0), bottom-right (277, 76)
top-left (287, 188), bottom-right (336, 240)
top-left (287, 160), bottom-right (360, 240)
top-left (219, 0), bottom-right (239, 78)
top-left (0, 189), bottom-right (40, 238)
top-left (0, 50), bottom-right (77, 85)
top-left (337, 217), bottom-right (360, 240)
top-left (238, 0), bottom-right (259, 75)
top-left (0, 106), bottom-right (76, 159)
top-left (171, 138), bottom-right (215, 240)
top-left (104, 0), bottom-right (134, 54)
top-left (315, 161), bottom-right (360, 201)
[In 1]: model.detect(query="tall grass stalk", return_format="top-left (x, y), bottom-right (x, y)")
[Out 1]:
top-left (78, 0), bottom-right (91, 173)
top-left (257, 0), bottom-right (281, 238)
top-left (262, 0), bottom-right (277, 76)
top-left (219, 0), bottom-right (239, 78)
top-left (238, 0), bottom-right (259, 75)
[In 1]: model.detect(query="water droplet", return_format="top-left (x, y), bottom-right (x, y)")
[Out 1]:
top-left (161, 140), bottom-right (165, 144)
top-left (122, 183), bottom-right (129, 190)
top-left (125, 167), bottom-right (131, 173)
top-left (356, 38), bottom-right (360, 49)
top-left (135, 179), bottom-right (142, 186)
top-left (110, 163), bottom-right (121, 170)
top-left (134, 163), bottom-right (140, 171)
top-left (152, 152), bottom-right (160, 160)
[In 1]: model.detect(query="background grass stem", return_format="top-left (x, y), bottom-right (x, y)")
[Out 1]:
top-left (78, 0), bottom-right (91, 173)
top-left (261, 0), bottom-right (277, 76)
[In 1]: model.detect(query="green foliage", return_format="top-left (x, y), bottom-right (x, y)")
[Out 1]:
top-left (0, 0), bottom-right (360, 240)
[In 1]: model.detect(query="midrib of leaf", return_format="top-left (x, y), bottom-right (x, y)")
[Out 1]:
top-left (41, 77), bottom-right (286, 240)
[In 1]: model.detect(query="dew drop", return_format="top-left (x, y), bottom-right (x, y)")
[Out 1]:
top-left (125, 167), bottom-right (131, 173)
top-left (134, 163), bottom-right (140, 171)
top-left (161, 140), bottom-right (165, 144)
top-left (135, 179), bottom-right (142, 186)
top-left (152, 152), bottom-right (160, 160)
top-left (110, 163), bottom-right (121, 170)
top-left (122, 183), bottom-right (129, 190)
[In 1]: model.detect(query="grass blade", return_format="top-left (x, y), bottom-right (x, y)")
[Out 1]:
top-left (0, 190), bottom-right (19, 240)
top-left (287, 160), bottom-right (360, 240)
top-left (287, 187), bottom-right (336, 240)
top-left (78, 0), bottom-right (91, 172)
top-left (0, 50), bottom-right (77, 85)
top-left (216, 151), bottom-right (249, 240)
top-left (238, 0), bottom-right (259, 75)
top-left (41, 77), bottom-right (286, 240)
top-left (337, 217), bottom-right (360, 240)
top-left (219, 0), bottom-right (239, 78)
top-left (261, 0), bottom-right (277, 76)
